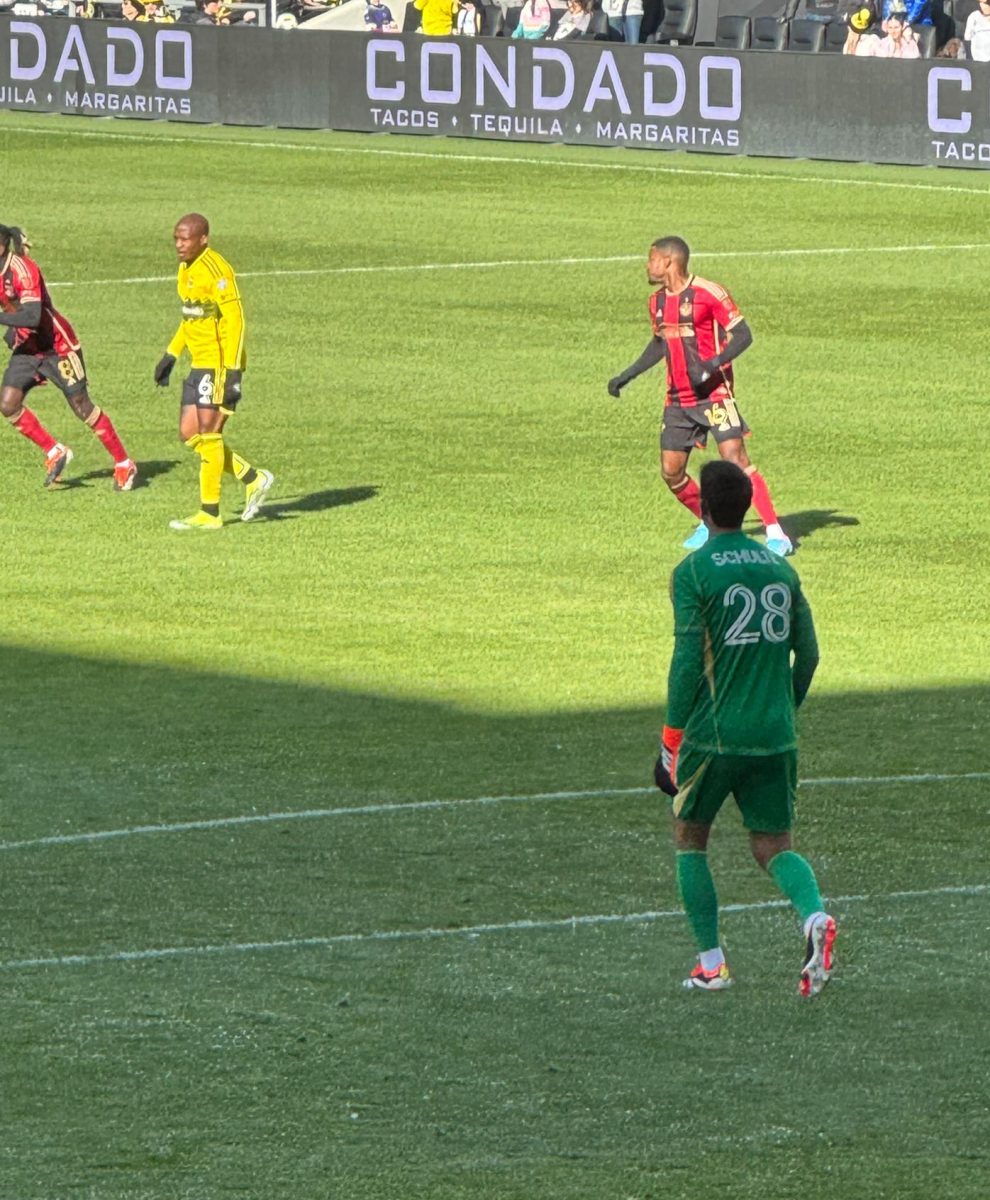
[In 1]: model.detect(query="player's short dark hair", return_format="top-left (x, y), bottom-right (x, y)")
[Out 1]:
top-left (700, 460), bottom-right (752, 529)
top-left (651, 236), bottom-right (690, 266)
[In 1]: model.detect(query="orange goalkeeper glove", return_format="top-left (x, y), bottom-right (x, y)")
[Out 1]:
top-left (654, 726), bottom-right (684, 797)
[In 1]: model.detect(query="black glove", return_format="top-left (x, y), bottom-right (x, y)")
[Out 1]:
top-left (607, 374), bottom-right (630, 398)
top-left (223, 369), bottom-right (242, 406)
top-left (687, 358), bottom-right (718, 388)
top-left (154, 353), bottom-right (176, 386)
top-left (654, 754), bottom-right (677, 797)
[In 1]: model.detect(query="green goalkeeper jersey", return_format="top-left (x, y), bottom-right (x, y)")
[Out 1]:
top-left (666, 531), bottom-right (819, 755)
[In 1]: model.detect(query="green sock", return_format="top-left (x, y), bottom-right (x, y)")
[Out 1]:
top-left (676, 850), bottom-right (720, 953)
top-left (767, 850), bottom-right (824, 924)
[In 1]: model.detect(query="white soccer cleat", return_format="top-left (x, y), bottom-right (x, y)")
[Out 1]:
top-left (242, 468), bottom-right (274, 522)
top-left (799, 914), bottom-right (836, 998)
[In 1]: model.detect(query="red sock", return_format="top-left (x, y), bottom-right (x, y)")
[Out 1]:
top-left (670, 475), bottom-right (702, 518)
top-left (12, 408), bottom-right (58, 454)
top-left (748, 470), bottom-right (779, 526)
top-left (91, 411), bottom-right (129, 464)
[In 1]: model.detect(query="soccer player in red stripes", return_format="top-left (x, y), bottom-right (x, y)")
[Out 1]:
top-left (0, 225), bottom-right (137, 491)
top-left (608, 236), bottom-right (792, 557)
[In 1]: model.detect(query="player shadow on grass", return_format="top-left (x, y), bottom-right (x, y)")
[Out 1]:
top-left (747, 509), bottom-right (860, 551)
top-left (61, 459), bottom-right (181, 490)
top-left (240, 485), bottom-right (379, 523)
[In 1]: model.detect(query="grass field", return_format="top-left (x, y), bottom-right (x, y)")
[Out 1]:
top-left (0, 111), bottom-right (988, 1199)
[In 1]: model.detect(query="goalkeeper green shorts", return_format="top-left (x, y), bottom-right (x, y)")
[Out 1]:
top-left (670, 748), bottom-right (797, 834)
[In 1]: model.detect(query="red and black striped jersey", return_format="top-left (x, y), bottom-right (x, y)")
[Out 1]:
top-left (0, 252), bottom-right (81, 358)
top-left (649, 275), bottom-right (743, 408)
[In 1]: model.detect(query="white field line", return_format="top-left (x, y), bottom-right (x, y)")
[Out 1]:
top-left (2, 120), bottom-right (990, 196)
top-left (2, 882), bottom-right (986, 973)
top-left (46, 241), bottom-right (990, 290)
top-left (1, 771), bottom-right (987, 855)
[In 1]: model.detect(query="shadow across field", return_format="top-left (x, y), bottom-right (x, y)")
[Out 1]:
top-left (0, 640), bottom-right (983, 847)
top-left (60, 458), bottom-right (181, 490)
top-left (1, 643), bottom-right (987, 1200)
top-left (746, 508), bottom-right (860, 550)
top-left (249, 484), bottom-right (380, 522)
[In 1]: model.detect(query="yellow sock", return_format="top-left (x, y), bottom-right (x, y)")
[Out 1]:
top-left (223, 445), bottom-right (253, 480)
top-left (195, 432), bottom-right (224, 508)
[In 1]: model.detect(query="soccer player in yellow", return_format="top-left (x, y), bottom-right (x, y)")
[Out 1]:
top-left (154, 213), bottom-right (273, 530)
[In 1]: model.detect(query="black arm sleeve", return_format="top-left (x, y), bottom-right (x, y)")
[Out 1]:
top-left (0, 300), bottom-right (41, 329)
top-left (712, 319), bottom-right (752, 369)
top-left (617, 336), bottom-right (665, 383)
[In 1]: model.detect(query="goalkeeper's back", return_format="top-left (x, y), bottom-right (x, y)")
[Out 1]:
top-left (667, 531), bottom-right (818, 755)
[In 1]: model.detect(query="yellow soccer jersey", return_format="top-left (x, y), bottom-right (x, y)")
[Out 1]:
top-left (166, 247), bottom-right (245, 372)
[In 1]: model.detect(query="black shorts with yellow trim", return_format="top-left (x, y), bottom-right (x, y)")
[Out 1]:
top-left (660, 396), bottom-right (750, 453)
top-left (181, 367), bottom-right (240, 414)
top-left (670, 747), bottom-right (797, 834)
top-left (3, 348), bottom-right (88, 399)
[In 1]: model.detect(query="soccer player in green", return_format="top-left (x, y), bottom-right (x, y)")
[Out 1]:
top-left (655, 460), bottom-right (835, 996)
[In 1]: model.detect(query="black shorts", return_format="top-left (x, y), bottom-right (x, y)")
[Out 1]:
top-left (3, 348), bottom-right (88, 399)
top-left (660, 397), bottom-right (750, 453)
top-left (181, 367), bottom-right (240, 413)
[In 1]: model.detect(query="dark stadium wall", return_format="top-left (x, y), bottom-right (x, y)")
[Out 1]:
top-left (0, 17), bottom-right (988, 170)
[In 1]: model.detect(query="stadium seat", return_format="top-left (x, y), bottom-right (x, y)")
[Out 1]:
top-left (651, 0), bottom-right (697, 43)
top-left (479, 2), bottom-right (504, 35)
top-left (911, 20), bottom-right (938, 53)
top-left (751, 14), bottom-right (788, 47)
top-left (788, 16), bottom-right (827, 48)
top-left (714, 14), bottom-right (751, 47)
top-left (823, 16), bottom-right (849, 49)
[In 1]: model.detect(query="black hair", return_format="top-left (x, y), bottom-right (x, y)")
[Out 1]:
top-left (0, 225), bottom-right (30, 256)
top-left (700, 460), bottom-right (752, 530)
top-left (651, 235), bottom-right (690, 266)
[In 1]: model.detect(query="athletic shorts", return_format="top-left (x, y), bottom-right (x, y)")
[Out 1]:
top-left (670, 748), bottom-right (797, 834)
top-left (3, 348), bottom-right (88, 399)
top-left (181, 367), bottom-right (239, 414)
top-left (660, 397), bottom-right (750, 453)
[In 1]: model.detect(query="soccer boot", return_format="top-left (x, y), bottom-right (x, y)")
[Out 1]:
top-left (44, 444), bottom-right (73, 488)
top-left (799, 914), bottom-right (836, 998)
top-left (241, 468), bottom-right (274, 522)
top-left (682, 521), bottom-right (709, 551)
top-left (168, 511), bottom-right (223, 532)
top-left (683, 960), bottom-right (733, 992)
top-left (766, 534), bottom-right (794, 557)
top-left (113, 460), bottom-right (138, 492)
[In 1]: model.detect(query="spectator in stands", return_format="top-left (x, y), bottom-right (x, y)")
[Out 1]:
top-left (964, 0), bottom-right (990, 59)
top-left (875, 4), bottom-right (920, 54)
top-left (143, 0), bottom-right (176, 19)
top-left (195, 0), bottom-right (257, 21)
top-left (74, 0), bottom-right (95, 14)
top-left (414, 0), bottom-right (459, 34)
top-left (936, 35), bottom-right (965, 55)
top-left (552, 0), bottom-right (591, 36)
top-left (120, 0), bottom-right (146, 18)
top-left (842, 4), bottom-right (881, 51)
top-left (882, 0), bottom-right (929, 22)
top-left (512, 0), bottom-right (552, 36)
top-left (602, 0), bottom-right (642, 41)
top-left (365, 0), bottom-right (399, 29)
top-left (455, 0), bottom-right (480, 32)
